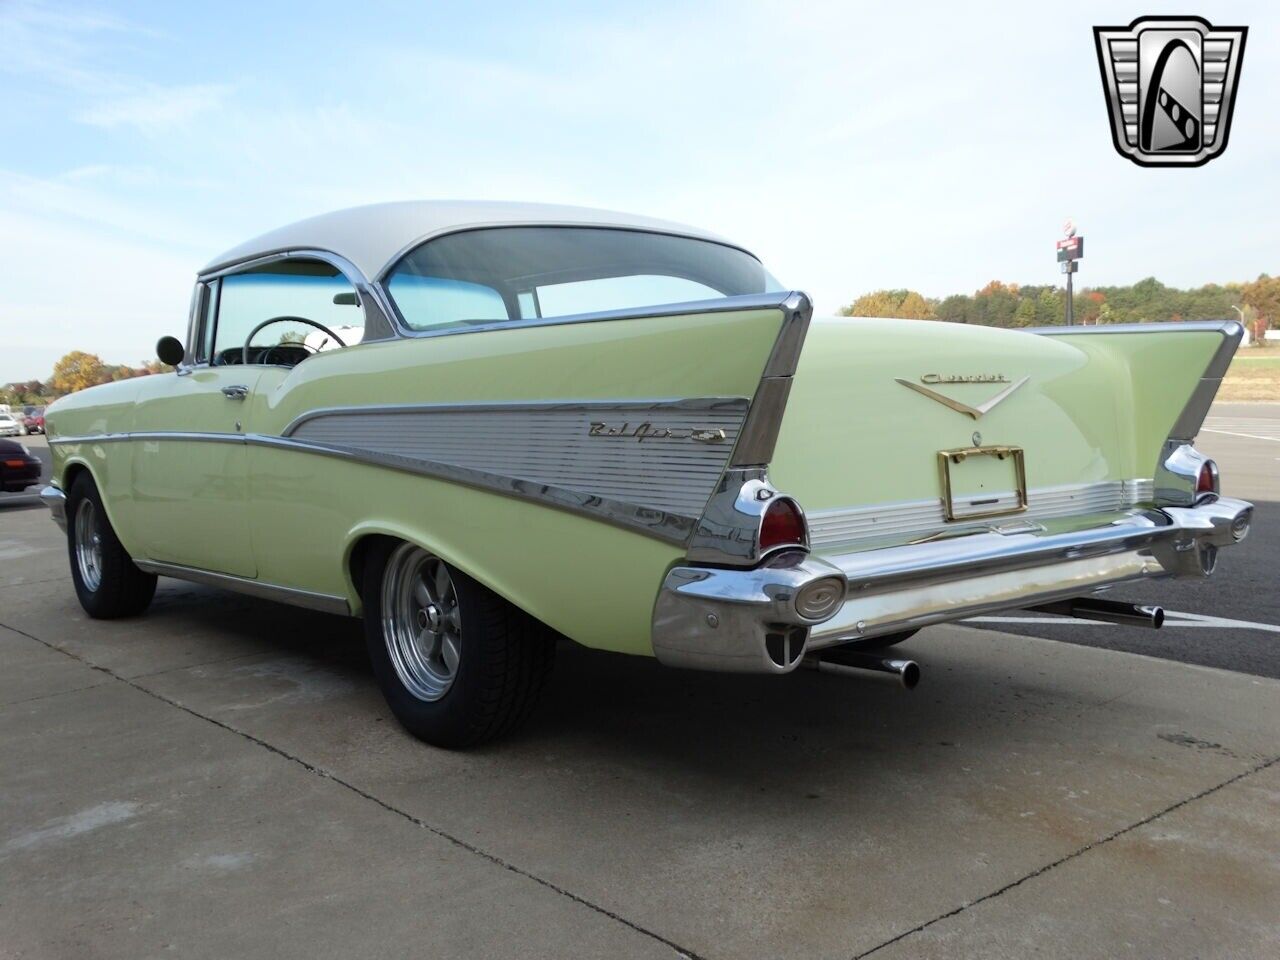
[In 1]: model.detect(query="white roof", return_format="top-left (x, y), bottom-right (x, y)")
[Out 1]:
top-left (201, 200), bottom-right (746, 280)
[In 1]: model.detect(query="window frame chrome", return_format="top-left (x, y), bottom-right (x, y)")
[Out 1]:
top-left (190, 248), bottom-right (398, 370)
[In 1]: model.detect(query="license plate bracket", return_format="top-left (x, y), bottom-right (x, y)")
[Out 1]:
top-left (938, 444), bottom-right (1028, 522)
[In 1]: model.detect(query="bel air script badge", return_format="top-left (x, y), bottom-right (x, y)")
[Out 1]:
top-left (589, 422), bottom-right (726, 443)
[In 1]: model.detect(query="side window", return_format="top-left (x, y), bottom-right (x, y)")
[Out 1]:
top-left (385, 274), bottom-right (509, 331)
top-left (209, 260), bottom-right (365, 366)
top-left (533, 275), bottom-right (721, 318)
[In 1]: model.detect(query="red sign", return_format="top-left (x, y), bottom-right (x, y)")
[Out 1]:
top-left (1056, 236), bottom-right (1083, 261)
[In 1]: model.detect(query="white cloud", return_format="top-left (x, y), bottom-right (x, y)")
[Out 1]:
top-left (77, 82), bottom-right (232, 133)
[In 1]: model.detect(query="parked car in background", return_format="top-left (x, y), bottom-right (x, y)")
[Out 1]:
top-left (22, 411), bottom-right (45, 435)
top-left (41, 201), bottom-right (1254, 748)
top-left (0, 439), bottom-right (42, 491)
top-left (0, 413), bottom-right (23, 437)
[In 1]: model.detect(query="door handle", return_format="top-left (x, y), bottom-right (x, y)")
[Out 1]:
top-left (221, 385), bottom-right (249, 401)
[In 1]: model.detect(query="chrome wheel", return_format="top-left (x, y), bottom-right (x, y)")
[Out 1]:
top-left (381, 544), bottom-right (462, 702)
top-left (74, 499), bottom-right (103, 592)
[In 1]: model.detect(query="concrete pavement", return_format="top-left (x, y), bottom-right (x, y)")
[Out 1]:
top-left (2, 506), bottom-right (1278, 959)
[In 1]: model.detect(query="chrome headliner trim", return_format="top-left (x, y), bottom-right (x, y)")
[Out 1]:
top-left (132, 559), bottom-right (351, 616)
top-left (280, 396), bottom-right (749, 438)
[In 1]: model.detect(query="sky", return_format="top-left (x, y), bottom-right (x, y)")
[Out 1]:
top-left (0, 0), bottom-right (1276, 382)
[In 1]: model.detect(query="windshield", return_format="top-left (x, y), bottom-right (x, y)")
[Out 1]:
top-left (385, 226), bottom-right (781, 332)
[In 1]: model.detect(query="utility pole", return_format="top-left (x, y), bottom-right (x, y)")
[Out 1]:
top-left (1056, 219), bottom-right (1083, 325)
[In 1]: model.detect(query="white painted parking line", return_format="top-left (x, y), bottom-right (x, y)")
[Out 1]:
top-left (1202, 428), bottom-right (1280, 443)
top-left (968, 611), bottom-right (1280, 634)
top-left (1202, 417), bottom-right (1280, 443)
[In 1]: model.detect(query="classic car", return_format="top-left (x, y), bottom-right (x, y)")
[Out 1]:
top-left (1, 439), bottom-right (43, 492)
top-left (41, 201), bottom-right (1253, 747)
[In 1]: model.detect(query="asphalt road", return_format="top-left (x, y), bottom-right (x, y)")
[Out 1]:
top-left (3, 405), bottom-right (1277, 677)
top-left (965, 403), bottom-right (1280, 678)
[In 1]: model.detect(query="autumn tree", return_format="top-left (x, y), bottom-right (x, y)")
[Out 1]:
top-left (1242, 274), bottom-right (1280, 327)
top-left (50, 351), bottom-right (108, 395)
top-left (841, 289), bottom-right (936, 319)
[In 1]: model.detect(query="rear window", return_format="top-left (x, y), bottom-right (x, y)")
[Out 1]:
top-left (385, 226), bottom-right (780, 333)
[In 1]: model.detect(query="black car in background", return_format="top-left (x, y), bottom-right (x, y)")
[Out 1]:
top-left (0, 439), bottom-right (42, 492)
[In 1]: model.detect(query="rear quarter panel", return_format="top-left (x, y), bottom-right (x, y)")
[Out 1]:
top-left (243, 306), bottom-right (787, 654)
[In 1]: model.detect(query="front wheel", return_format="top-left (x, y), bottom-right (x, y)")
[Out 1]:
top-left (65, 473), bottom-right (157, 618)
top-left (362, 540), bottom-right (555, 748)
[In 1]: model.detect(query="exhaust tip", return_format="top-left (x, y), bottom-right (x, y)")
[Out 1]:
top-left (898, 660), bottom-right (921, 690)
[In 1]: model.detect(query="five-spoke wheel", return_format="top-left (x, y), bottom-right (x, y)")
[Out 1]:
top-left (381, 544), bottom-right (463, 702)
top-left (362, 538), bottom-right (555, 748)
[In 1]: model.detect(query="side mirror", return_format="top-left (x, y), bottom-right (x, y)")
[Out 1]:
top-left (156, 336), bottom-right (185, 367)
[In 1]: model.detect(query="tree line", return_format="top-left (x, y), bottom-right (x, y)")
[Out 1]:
top-left (2, 351), bottom-right (166, 407)
top-left (841, 274), bottom-right (1280, 333)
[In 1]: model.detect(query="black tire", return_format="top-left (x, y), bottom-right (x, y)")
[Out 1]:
top-left (837, 629), bottom-right (918, 651)
top-left (65, 472), bottom-right (157, 619)
top-left (362, 539), bottom-right (555, 748)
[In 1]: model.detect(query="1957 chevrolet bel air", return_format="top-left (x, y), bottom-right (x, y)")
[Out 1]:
top-left (41, 201), bottom-right (1254, 746)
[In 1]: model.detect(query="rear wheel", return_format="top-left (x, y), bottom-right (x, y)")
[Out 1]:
top-left (362, 540), bottom-right (555, 748)
top-left (65, 473), bottom-right (157, 618)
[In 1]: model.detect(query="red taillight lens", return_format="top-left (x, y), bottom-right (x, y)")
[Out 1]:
top-left (759, 497), bottom-right (806, 552)
top-left (1197, 460), bottom-right (1219, 495)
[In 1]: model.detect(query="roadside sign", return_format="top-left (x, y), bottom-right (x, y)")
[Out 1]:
top-left (1056, 236), bottom-right (1084, 261)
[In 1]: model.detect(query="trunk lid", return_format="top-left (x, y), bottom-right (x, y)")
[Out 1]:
top-left (768, 317), bottom-right (1150, 553)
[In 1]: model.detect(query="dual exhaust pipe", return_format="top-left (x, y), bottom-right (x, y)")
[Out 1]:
top-left (1026, 596), bottom-right (1165, 629)
top-left (803, 596), bottom-right (1163, 690)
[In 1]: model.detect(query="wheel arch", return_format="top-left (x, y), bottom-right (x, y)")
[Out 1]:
top-left (341, 522), bottom-right (541, 626)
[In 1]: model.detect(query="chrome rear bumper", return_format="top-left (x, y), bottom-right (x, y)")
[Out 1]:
top-left (652, 496), bottom-right (1253, 674)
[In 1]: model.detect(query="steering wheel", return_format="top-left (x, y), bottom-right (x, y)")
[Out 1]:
top-left (242, 316), bottom-right (347, 366)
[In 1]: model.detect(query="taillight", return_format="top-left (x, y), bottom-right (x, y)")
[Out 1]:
top-left (759, 497), bottom-right (806, 552)
top-left (1196, 460), bottom-right (1219, 495)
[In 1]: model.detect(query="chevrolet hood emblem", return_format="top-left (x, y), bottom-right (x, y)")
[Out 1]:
top-left (895, 376), bottom-right (1030, 420)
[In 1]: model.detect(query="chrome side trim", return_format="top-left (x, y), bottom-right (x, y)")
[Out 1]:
top-left (40, 483), bottom-right (67, 533)
top-left (132, 559), bottom-right (352, 616)
top-left (48, 432), bottom-right (243, 446)
top-left (283, 397), bottom-right (748, 522)
top-left (46, 426), bottom-right (709, 544)
top-left (807, 479), bottom-right (1154, 550)
top-left (280, 396), bottom-right (748, 438)
top-left (246, 433), bottom-right (697, 543)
